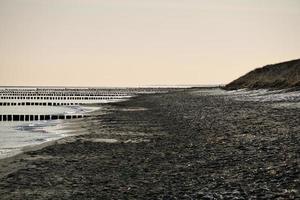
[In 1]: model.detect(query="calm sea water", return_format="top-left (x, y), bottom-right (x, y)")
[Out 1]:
top-left (0, 120), bottom-right (70, 159)
top-left (0, 105), bottom-right (101, 159)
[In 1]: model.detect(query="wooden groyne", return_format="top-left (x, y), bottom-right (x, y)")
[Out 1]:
top-left (0, 102), bottom-right (80, 106)
top-left (0, 87), bottom-right (174, 122)
top-left (0, 114), bottom-right (88, 122)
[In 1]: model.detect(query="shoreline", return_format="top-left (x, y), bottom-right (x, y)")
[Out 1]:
top-left (0, 118), bottom-right (88, 179)
top-left (0, 100), bottom-right (122, 178)
top-left (0, 103), bottom-right (107, 160)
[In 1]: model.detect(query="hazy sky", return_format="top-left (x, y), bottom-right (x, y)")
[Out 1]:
top-left (0, 0), bottom-right (299, 87)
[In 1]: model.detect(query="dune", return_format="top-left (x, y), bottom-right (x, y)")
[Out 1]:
top-left (225, 59), bottom-right (300, 90)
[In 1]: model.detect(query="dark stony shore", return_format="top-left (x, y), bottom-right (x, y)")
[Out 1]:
top-left (0, 88), bottom-right (299, 199)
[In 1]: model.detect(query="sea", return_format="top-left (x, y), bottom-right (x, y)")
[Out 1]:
top-left (0, 105), bottom-right (100, 159)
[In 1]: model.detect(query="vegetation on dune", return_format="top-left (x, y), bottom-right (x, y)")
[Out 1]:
top-left (225, 59), bottom-right (300, 90)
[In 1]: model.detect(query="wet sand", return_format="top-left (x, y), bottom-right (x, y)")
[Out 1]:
top-left (0, 88), bottom-right (299, 199)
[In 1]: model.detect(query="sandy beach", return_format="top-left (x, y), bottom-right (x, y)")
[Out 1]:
top-left (0, 88), bottom-right (299, 199)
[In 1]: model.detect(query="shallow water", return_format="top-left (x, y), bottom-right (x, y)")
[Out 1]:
top-left (0, 105), bottom-right (103, 159)
top-left (0, 105), bottom-right (100, 115)
top-left (0, 120), bottom-right (70, 159)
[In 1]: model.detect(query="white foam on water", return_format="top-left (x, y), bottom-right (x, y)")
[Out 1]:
top-left (0, 105), bottom-right (103, 159)
top-left (0, 120), bottom-right (70, 159)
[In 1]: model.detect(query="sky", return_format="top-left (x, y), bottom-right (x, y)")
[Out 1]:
top-left (0, 0), bottom-right (299, 87)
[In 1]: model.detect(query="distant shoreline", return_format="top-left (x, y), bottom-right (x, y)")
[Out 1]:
top-left (0, 85), bottom-right (222, 89)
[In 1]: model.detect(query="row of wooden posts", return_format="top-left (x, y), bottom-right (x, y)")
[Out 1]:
top-left (0, 114), bottom-right (88, 122)
top-left (0, 102), bottom-right (80, 106)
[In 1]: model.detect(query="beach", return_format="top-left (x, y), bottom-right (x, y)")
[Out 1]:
top-left (0, 88), bottom-right (299, 199)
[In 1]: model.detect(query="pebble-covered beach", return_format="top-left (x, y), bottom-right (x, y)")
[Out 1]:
top-left (0, 88), bottom-right (299, 199)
